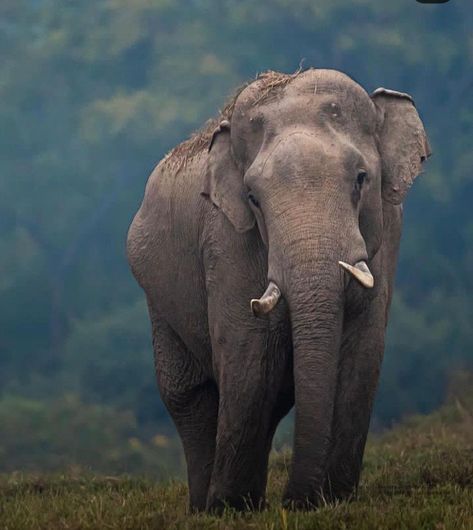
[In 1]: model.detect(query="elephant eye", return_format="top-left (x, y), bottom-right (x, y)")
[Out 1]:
top-left (356, 170), bottom-right (367, 190)
top-left (248, 192), bottom-right (260, 208)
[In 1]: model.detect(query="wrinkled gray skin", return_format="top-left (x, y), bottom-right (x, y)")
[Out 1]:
top-left (127, 69), bottom-right (430, 512)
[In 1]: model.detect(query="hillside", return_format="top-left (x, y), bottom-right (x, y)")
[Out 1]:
top-left (2, 383), bottom-right (472, 530)
top-left (1, 1), bottom-right (472, 439)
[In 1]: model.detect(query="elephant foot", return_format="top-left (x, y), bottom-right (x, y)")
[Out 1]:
top-left (206, 490), bottom-right (265, 513)
top-left (282, 481), bottom-right (328, 511)
top-left (322, 472), bottom-right (359, 504)
top-left (322, 484), bottom-right (357, 505)
top-left (282, 496), bottom-right (322, 511)
top-left (188, 502), bottom-right (207, 514)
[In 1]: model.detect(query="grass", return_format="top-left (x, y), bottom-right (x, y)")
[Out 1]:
top-left (1, 390), bottom-right (473, 529)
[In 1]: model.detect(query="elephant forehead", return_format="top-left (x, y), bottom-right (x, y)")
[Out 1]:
top-left (285, 69), bottom-right (377, 119)
top-left (287, 69), bottom-right (365, 98)
top-left (233, 68), bottom-right (374, 117)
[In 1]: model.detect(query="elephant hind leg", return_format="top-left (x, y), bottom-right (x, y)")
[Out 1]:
top-left (173, 380), bottom-right (219, 512)
top-left (151, 317), bottom-right (218, 512)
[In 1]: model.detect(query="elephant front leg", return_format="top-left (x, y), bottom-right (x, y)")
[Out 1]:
top-left (203, 222), bottom-right (291, 511)
top-left (205, 321), bottom-right (289, 512)
top-left (207, 392), bottom-right (273, 511)
top-left (323, 293), bottom-right (387, 502)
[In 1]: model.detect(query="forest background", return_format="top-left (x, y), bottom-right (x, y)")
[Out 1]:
top-left (1, 0), bottom-right (472, 477)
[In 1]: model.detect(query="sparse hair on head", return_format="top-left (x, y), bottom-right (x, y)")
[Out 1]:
top-left (165, 68), bottom-right (305, 169)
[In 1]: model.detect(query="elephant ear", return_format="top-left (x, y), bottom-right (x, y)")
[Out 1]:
top-left (371, 88), bottom-right (432, 205)
top-left (201, 120), bottom-right (255, 232)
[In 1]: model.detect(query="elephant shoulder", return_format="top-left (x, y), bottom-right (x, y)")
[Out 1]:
top-left (138, 149), bottom-right (208, 218)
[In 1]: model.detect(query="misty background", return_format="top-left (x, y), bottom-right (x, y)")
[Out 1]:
top-left (1, 0), bottom-right (472, 477)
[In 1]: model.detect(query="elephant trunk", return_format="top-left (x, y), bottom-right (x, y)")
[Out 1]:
top-left (252, 191), bottom-right (370, 506)
top-left (281, 243), bottom-right (346, 508)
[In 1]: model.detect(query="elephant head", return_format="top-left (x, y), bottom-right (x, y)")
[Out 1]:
top-left (202, 69), bottom-right (430, 505)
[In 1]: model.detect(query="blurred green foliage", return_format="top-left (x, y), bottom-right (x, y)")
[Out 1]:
top-left (0, 394), bottom-right (182, 476)
top-left (0, 0), bottom-right (472, 471)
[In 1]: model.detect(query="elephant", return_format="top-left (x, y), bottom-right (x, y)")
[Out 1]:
top-left (127, 68), bottom-right (430, 512)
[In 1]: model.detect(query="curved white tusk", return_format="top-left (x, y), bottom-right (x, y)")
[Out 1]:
top-left (250, 281), bottom-right (282, 317)
top-left (338, 260), bottom-right (374, 289)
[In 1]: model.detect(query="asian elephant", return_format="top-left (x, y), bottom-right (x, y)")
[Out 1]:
top-left (127, 68), bottom-right (430, 512)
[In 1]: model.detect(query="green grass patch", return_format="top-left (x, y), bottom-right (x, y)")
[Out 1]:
top-left (1, 390), bottom-right (473, 529)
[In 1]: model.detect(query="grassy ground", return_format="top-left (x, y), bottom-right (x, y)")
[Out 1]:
top-left (1, 391), bottom-right (473, 530)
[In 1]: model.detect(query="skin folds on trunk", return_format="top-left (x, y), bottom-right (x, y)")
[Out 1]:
top-left (251, 260), bottom-right (373, 316)
top-left (279, 250), bottom-right (345, 507)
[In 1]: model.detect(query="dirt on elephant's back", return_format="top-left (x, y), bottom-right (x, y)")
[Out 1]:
top-left (164, 69), bottom-right (303, 170)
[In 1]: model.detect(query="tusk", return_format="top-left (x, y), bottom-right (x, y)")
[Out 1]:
top-left (338, 260), bottom-right (374, 289)
top-left (251, 281), bottom-right (281, 317)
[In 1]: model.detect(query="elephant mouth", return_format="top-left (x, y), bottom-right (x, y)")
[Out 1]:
top-left (250, 260), bottom-right (373, 317)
